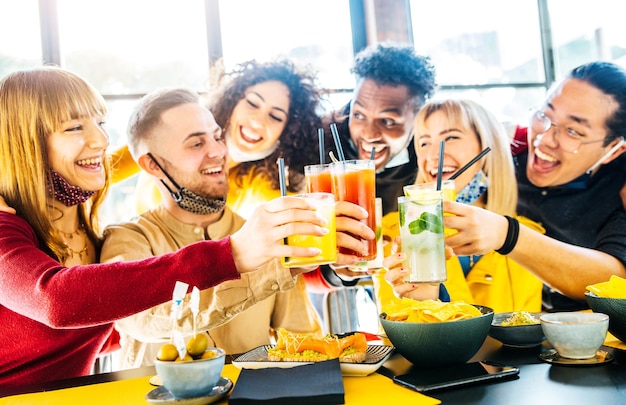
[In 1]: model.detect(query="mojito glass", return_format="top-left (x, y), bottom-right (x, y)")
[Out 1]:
top-left (398, 193), bottom-right (446, 283)
top-left (404, 180), bottom-right (457, 237)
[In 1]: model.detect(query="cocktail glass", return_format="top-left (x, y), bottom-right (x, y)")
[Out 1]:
top-left (329, 159), bottom-right (377, 261)
top-left (404, 180), bottom-right (457, 237)
top-left (304, 163), bottom-right (333, 193)
top-left (281, 192), bottom-right (337, 268)
top-left (349, 197), bottom-right (384, 271)
top-left (398, 192), bottom-right (446, 283)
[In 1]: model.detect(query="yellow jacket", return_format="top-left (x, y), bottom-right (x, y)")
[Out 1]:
top-left (227, 168), bottom-right (296, 219)
top-left (109, 145), bottom-right (140, 184)
top-left (374, 211), bottom-right (545, 313)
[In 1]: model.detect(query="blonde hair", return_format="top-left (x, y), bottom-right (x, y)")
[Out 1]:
top-left (0, 66), bottom-right (109, 261)
top-left (414, 98), bottom-right (517, 216)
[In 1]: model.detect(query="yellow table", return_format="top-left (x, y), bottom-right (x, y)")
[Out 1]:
top-left (2, 333), bottom-right (624, 405)
top-left (0, 364), bottom-right (440, 405)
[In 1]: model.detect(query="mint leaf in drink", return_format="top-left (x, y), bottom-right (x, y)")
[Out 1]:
top-left (399, 202), bottom-right (406, 227)
top-left (408, 212), bottom-right (443, 235)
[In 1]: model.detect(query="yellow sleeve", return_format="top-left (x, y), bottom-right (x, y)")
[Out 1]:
top-left (109, 145), bottom-right (141, 184)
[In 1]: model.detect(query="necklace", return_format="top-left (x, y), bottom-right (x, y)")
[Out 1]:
top-left (64, 240), bottom-right (88, 260)
top-left (55, 225), bottom-right (89, 260)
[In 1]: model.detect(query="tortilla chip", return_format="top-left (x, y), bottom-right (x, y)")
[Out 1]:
top-left (382, 298), bottom-right (481, 323)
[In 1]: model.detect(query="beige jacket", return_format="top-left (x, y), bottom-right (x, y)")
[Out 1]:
top-left (101, 205), bottom-right (322, 369)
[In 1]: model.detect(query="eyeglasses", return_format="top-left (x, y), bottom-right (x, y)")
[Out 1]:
top-left (529, 109), bottom-right (605, 154)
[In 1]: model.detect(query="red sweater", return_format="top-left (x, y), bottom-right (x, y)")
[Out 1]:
top-left (0, 212), bottom-right (240, 387)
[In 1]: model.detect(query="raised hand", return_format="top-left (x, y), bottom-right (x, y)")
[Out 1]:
top-left (230, 196), bottom-right (329, 272)
top-left (383, 236), bottom-right (440, 301)
top-left (442, 201), bottom-right (509, 256)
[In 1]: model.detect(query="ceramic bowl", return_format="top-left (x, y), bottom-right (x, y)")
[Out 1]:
top-left (379, 305), bottom-right (493, 367)
top-left (489, 312), bottom-right (546, 348)
top-left (540, 312), bottom-right (609, 359)
top-left (154, 347), bottom-right (225, 399)
top-left (585, 292), bottom-right (626, 343)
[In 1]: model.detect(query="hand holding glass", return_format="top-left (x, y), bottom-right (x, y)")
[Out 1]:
top-left (281, 192), bottom-right (337, 268)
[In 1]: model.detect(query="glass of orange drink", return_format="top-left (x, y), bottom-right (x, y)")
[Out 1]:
top-left (281, 192), bottom-right (337, 268)
top-left (329, 159), bottom-right (377, 261)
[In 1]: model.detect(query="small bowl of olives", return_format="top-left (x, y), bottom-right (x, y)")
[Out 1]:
top-left (154, 334), bottom-right (225, 399)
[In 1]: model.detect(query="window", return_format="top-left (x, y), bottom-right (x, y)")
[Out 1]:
top-left (57, 0), bottom-right (210, 96)
top-left (409, 0), bottom-right (544, 123)
top-left (215, 0), bottom-right (355, 112)
top-left (0, 0), bottom-right (42, 78)
top-left (548, 0), bottom-right (626, 77)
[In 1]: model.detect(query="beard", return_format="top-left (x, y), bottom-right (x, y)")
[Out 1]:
top-left (159, 158), bottom-right (229, 200)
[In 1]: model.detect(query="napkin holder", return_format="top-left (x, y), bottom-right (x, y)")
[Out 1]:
top-left (228, 358), bottom-right (345, 405)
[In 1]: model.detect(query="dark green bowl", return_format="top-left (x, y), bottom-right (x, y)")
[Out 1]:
top-left (489, 312), bottom-right (546, 348)
top-left (585, 292), bottom-right (626, 343)
top-left (379, 305), bottom-right (493, 367)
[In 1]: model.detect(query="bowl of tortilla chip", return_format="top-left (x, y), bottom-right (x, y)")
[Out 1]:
top-left (379, 299), bottom-right (493, 367)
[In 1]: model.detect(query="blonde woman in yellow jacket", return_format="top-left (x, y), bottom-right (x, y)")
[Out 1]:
top-left (376, 99), bottom-right (544, 313)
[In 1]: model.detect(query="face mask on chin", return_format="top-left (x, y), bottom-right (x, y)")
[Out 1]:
top-left (147, 153), bottom-right (226, 215)
top-left (456, 170), bottom-right (488, 204)
top-left (225, 131), bottom-right (279, 163)
top-left (47, 169), bottom-right (96, 206)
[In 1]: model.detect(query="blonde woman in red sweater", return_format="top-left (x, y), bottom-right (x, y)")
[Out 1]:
top-left (0, 67), bottom-right (329, 387)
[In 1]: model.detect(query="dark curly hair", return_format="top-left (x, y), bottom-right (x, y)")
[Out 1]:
top-left (207, 60), bottom-right (322, 192)
top-left (351, 42), bottom-right (437, 113)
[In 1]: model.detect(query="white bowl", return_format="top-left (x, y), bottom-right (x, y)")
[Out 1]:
top-left (154, 348), bottom-right (225, 399)
top-left (540, 312), bottom-right (608, 359)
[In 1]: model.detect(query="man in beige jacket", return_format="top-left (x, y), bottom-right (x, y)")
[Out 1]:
top-left (100, 88), bottom-right (324, 369)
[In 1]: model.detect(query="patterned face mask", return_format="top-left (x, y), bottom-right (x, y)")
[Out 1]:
top-left (147, 153), bottom-right (226, 215)
top-left (47, 169), bottom-right (96, 206)
top-left (456, 170), bottom-right (488, 205)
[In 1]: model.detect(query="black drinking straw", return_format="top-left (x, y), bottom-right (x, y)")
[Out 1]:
top-left (277, 157), bottom-right (289, 259)
top-left (370, 147), bottom-right (376, 160)
top-left (330, 123), bottom-right (346, 161)
top-left (318, 128), bottom-right (325, 164)
top-left (436, 140), bottom-right (445, 191)
top-left (449, 147), bottom-right (492, 181)
top-left (278, 157), bottom-right (287, 196)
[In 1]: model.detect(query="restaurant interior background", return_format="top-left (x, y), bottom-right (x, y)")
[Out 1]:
top-left (2, 0), bottom-right (625, 354)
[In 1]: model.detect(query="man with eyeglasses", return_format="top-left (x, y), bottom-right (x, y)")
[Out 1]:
top-left (444, 61), bottom-right (626, 312)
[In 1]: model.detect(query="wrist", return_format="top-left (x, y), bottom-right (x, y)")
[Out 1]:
top-left (495, 215), bottom-right (520, 255)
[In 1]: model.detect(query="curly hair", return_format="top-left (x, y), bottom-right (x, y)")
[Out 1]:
top-left (207, 60), bottom-right (322, 192)
top-left (352, 42), bottom-right (437, 112)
